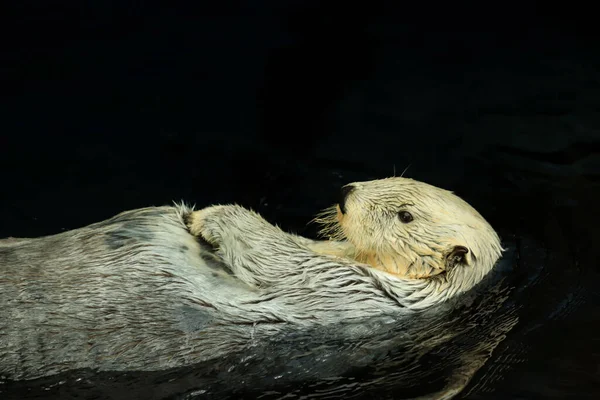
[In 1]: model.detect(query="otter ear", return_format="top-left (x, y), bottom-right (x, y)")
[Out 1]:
top-left (447, 245), bottom-right (471, 268)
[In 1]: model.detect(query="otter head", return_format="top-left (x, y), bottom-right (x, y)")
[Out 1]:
top-left (316, 177), bottom-right (503, 281)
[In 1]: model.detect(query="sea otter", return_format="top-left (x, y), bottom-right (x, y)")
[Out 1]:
top-left (0, 177), bottom-right (503, 381)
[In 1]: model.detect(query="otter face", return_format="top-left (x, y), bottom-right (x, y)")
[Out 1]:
top-left (317, 177), bottom-right (503, 279)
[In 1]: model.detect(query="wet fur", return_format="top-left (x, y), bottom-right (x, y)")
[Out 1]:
top-left (1, 178), bottom-right (503, 381)
top-left (313, 178), bottom-right (503, 280)
top-left (189, 177), bottom-right (503, 309)
top-left (0, 206), bottom-right (410, 380)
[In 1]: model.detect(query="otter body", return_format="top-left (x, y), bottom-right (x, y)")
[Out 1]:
top-left (0, 207), bottom-right (258, 380)
top-left (1, 178), bottom-right (503, 382)
top-left (0, 206), bottom-right (400, 380)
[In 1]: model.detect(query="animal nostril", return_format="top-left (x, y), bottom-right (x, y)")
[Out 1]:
top-left (339, 184), bottom-right (355, 214)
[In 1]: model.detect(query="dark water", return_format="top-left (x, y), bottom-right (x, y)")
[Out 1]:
top-left (1, 2), bottom-right (599, 399)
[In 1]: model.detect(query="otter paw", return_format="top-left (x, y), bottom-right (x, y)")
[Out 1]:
top-left (187, 205), bottom-right (232, 246)
top-left (187, 204), bottom-right (277, 249)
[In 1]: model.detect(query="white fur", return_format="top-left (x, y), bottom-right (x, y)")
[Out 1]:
top-left (189, 177), bottom-right (503, 311)
top-left (0, 178), bottom-right (503, 380)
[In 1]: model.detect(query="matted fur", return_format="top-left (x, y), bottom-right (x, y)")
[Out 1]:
top-left (189, 177), bottom-right (503, 310)
top-left (0, 178), bottom-right (503, 381)
top-left (318, 178), bottom-right (503, 279)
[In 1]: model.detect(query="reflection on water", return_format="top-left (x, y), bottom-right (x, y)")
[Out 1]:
top-left (2, 238), bottom-right (533, 400)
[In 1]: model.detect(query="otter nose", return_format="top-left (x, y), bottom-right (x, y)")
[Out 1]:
top-left (339, 184), bottom-right (355, 214)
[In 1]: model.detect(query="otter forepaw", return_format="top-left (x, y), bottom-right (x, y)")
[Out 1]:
top-left (186, 204), bottom-right (280, 249)
top-left (186, 205), bottom-right (232, 246)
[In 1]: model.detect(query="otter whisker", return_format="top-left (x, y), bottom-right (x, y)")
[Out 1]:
top-left (400, 164), bottom-right (412, 178)
top-left (312, 206), bottom-right (346, 241)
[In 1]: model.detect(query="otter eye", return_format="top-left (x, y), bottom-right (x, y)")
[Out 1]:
top-left (398, 211), bottom-right (413, 223)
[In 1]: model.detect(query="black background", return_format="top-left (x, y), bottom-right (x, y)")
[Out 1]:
top-left (1, 1), bottom-right (599, 399)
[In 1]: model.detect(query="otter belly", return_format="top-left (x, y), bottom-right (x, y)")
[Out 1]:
top-left (0, 207), bottom-right (260, 380)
